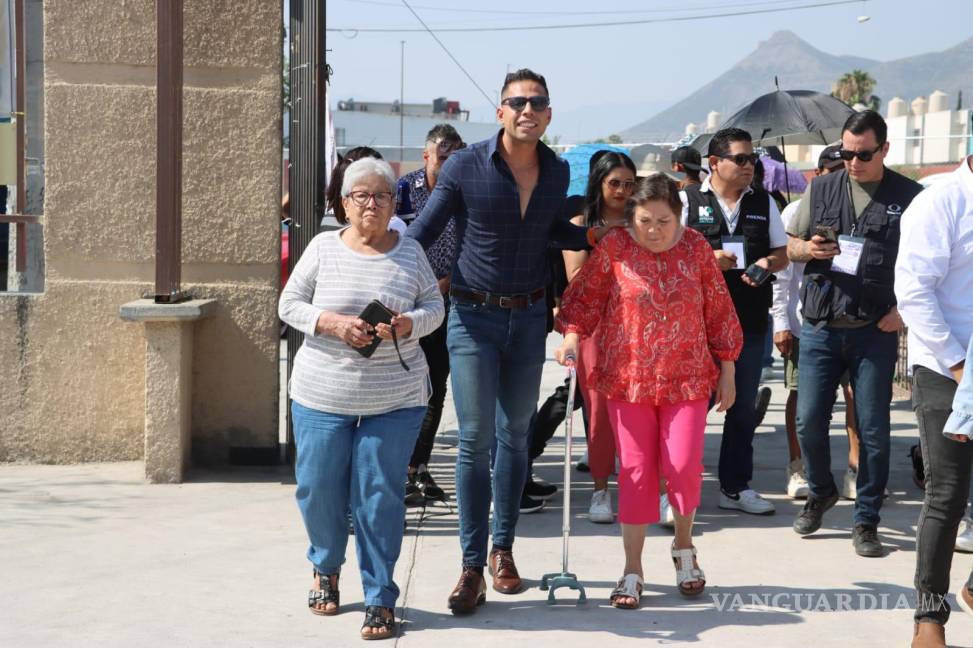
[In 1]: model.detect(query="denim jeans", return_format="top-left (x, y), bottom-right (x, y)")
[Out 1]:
top-left (292, 400), bottom-right (426, 608)
top-left (448, 297), bottom-right (547, 567)
top-left (912, 366), bottom-right (973, 625)
top-left (719, 332), bottom-right (766, 493)
top-left (796, 320), bottom-right (897, 525)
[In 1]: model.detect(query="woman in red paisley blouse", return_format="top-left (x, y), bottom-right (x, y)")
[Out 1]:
top-left (555, 174), bottom-right (742, 609)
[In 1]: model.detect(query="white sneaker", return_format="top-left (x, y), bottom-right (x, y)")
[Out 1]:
top-left (840, 467), bottom-right (891, 500)
top-left (719, 488), bottom-right (776, 515)
top-left (842, 466), bottom-right (857, 500)
top-left (658, 493), bottom-right (676, 528)
top-left (786, 459), bottom-right (810, 499)
top-left (589, 488), bottom-right (614, 524)
top-left (956, 516), bottom-right (973, 553)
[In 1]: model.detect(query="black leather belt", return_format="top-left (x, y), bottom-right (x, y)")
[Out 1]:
top-left (449, 287), bottom-right (545, 309)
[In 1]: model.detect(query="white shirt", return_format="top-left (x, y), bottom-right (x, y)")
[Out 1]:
top-left (388, 216), bottom-right (408, 235)
top-left (679, 177), bottom-right (788, 248)
top-left (895, 157), bottom-right (973, 380)
top-left (771, 199), bottom-right (805, 335)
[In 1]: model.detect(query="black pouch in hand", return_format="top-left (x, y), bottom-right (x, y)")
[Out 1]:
top-left (354, 300), bottom-right (410, 371)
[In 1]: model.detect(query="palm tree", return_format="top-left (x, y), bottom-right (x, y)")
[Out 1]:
top-left (831, 70), bottom-right (881, 111)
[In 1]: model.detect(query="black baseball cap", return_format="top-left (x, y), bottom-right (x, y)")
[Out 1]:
top-left (818, 145), bottom-right (844, 171)
top-left (671, 146), bottom-right (702, 171)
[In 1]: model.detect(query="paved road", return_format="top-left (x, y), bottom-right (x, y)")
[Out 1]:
top-left (3, 337), bottom-right (972, 647)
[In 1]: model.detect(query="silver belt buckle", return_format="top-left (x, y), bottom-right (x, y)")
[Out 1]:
top-left (498, 295), bottom-right (513, 308)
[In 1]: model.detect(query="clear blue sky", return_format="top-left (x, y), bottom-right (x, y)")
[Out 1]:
top-left (323, 0), bottom-right (972, 142)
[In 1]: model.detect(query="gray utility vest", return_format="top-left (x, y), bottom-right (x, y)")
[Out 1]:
top-left (685, 184), bottom-right (772, 334)
top-left (801, 168), bottom-right (922, 325)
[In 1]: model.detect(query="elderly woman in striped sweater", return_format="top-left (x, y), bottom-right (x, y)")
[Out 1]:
top-left (279, 157), bottom-right (444, 641)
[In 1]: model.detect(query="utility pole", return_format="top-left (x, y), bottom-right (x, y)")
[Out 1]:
top-left (399, 40), bottom-right (405, 163)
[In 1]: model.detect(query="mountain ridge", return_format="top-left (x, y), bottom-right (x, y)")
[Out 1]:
top-left (620, 31), bottom-right (973, 142)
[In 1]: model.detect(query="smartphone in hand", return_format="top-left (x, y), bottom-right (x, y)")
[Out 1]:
top-left (743, 262), bottom-right (772, 287)
top-left (814, 225), bottom-right (838, 243)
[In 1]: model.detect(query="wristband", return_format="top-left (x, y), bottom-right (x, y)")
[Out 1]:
top-left (586, 227), bottom-right (598, 247)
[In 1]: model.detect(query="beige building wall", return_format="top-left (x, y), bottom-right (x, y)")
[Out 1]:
top-left (0, 1), bottom-right (282, 463)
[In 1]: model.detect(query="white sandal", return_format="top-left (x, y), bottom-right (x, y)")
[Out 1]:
top-left (609, 573), bottom-right (643, 609)
top-left (671, 543), bottom-right (706, 597)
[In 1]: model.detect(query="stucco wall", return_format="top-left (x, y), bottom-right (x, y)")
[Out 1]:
top-left (0, 0), bottom-right (282, 463)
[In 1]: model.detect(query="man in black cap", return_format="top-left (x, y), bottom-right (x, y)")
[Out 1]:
top-left (671, 145), bottom-right (704, 189)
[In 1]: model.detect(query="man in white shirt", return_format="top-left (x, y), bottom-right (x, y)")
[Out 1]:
top-left (895, 155), bottom-right (973, 647)
top-left (772, 146), bottom-right (860, 500)
top-left (681, 127), bottom-right (789, 516)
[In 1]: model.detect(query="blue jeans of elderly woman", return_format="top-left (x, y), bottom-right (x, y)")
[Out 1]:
top-left (293, 401), bottom-right (426, 608)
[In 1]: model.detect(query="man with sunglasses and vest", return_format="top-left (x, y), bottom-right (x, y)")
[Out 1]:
top-left (682, 127), bottom-right (789, 516)
top-left (786, 110), bottom-right (922, 557)
top-left (395, 124), bottom-right (466, 507)
top-left (408, 69), bottom-right (611, 615)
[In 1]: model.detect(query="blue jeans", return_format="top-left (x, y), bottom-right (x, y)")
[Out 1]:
top-left (719, 332), bottom-right (766, 493)
top-left (448, 298), bottom-right (547, 567)
top-left (796, 321), bottom-right (897, 526)
top-left (292, 400), bottom-right (426, 608)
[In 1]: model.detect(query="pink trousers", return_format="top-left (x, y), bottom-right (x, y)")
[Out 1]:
top-left (576, 336), bottom-right (617, 481)
top-left (607, 398), bottom-right (708, 525)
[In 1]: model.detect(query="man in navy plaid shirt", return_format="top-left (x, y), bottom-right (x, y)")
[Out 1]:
top-left (408, 68), bottom-right (612, 614)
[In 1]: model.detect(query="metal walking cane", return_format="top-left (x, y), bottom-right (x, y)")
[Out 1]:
top-left (539, 358), bottom-right (587, 604)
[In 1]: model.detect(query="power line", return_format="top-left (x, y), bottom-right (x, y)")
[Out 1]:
top-left (398, 0), bottom-right (497, 111)
top-left (329, 0), bottom-right (874, 33)
top-left (342, 0), bottom-right (818, 17)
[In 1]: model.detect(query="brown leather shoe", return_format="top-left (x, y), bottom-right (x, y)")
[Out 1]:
top-left (911, 621), bottom-right (945, 648)
top-left (488, 549), bottom-right (524, 594)
top-left (447, 568), bottom-right (486, 615)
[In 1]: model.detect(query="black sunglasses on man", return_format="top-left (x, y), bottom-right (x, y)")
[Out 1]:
top-left (716, 152), bottom-right (760, 167)
top-left (500, 95), bottom-right (551, 112)
top-left (836, 144), bottom-right (883, 162)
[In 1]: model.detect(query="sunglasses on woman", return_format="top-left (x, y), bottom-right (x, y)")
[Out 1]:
top-left (500, 95), bottom-right (551, 112)
top-left (604, 178), bottom-right (636, 191)
top-left (837, 145), bottom-right (883, 162)
top-left (716, 152), bottom-right (760, 167)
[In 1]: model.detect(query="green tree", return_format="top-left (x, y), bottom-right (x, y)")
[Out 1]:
top-left (831, 69), bottom-right (881, 111)
top-left (607, 133), bottom-right (623, 144)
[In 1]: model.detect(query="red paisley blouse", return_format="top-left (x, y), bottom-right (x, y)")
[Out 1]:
top-left (556, 226), bottom-right (742, 405)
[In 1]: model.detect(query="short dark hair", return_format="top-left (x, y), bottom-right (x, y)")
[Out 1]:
top-left (425, 123), bottom-right (462, 145)
top-left (842, 109), bottom-right (887, 145)
top-left (325, 146), bottom-right (383, 224)
top-left (708, 127), bottom-right (752, 158)
top-left (625, 174), bottom-right (683, 221)
top-left (501, 68), bottom-right (549, 98)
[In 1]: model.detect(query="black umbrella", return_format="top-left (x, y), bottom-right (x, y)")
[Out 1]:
top-left (691, 88), bottom-right (855, 198)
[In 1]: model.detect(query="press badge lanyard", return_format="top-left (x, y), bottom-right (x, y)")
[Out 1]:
top-left (831, 179), bottom-right (866, 276)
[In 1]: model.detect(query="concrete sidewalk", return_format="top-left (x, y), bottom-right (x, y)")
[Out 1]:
top-left (3, 338), bottom-right (973, 647)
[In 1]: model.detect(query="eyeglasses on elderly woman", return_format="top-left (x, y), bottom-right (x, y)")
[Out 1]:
top-left (347, 191), bottom-right (393, 208)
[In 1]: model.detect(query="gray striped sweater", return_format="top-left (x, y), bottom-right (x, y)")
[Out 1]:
top-left (279, 229), bottom-right (444, 416)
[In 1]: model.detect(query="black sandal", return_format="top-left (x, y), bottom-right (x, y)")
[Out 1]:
top-left (308, 569), bottom-right (339, 616)
top-left (360, 606), bottom-right (396, 641)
